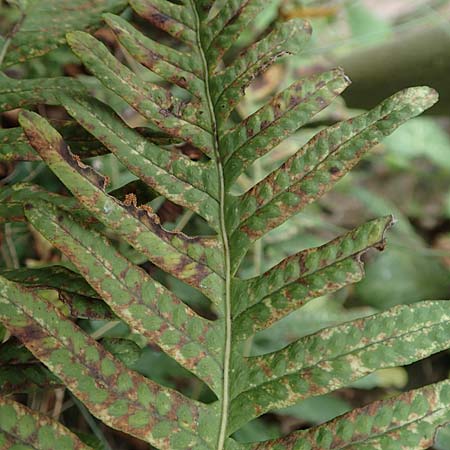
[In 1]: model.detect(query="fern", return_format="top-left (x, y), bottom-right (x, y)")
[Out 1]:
top-left (1, 1), bottom-right (450, 449)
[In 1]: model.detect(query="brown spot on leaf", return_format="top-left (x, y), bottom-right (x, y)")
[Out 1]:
top-left (149, 12), bottom-right (169, 27)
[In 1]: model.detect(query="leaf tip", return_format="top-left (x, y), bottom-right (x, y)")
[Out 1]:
top-left (404, 86), bottom-right (439, 112)
top-left (336, 66), bottom-right (352, 86)
top-left (65, 30), bottom-right (91, 51)
top-left (17, 109), bottom-right (38, 128)
top-left (102, 12), bottom-right (116, 26)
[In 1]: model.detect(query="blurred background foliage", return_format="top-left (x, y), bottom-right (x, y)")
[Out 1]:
top-left (1, 0), bottom-right (450, 448)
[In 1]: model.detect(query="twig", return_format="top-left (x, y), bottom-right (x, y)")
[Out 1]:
top-left (90, 320), bottom-right (120, 340)
top-left (252, 160), bottom-right (263, 276)
top-left (51, 388), bottom-right (65, 419)
top-left (174, 210), bottom-right (194, 232)
top-left (4, 224), bottom-right (19, 268)
top-left (71, 395), bottom-right (113, 450)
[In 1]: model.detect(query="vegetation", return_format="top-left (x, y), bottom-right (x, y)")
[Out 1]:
top-left (0, 1), bottom-right (449, 449)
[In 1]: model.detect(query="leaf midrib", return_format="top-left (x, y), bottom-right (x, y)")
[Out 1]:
top-left (190, 2), bottom-right (233, 449)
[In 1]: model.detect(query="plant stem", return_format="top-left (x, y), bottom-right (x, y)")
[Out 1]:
top-left (191, 3), bottom-right (232, 448)
top-left (174, 209), bottom-right (194, 232)
top-left (90, 320), bottom-right (120, 340)
top-left (71, 395), bottom-right (113, 450)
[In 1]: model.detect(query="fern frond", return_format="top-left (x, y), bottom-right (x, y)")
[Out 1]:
top-left (0, 77), bottom-right (85, 111)
top-left (67, 31), bottom-right (213, 154)
top-left (23, 199), bottom-right (222, 391)
top-left (229, 88), bottom-right (437, 267)
top-left (0, 396), bottom-right (92, 449)
top-left (0, 1), bottom-right (448, 449)
top-left (0, 276), bottom-right (215, 449)
top-left (60, 96), bottom-right (220, 221)
top-left (2, 0), bottom-right (128, 67)
top-left (229, 301), bottom-right (450, 431)
top-left (250, 379), bottom-right (450, 449)
top-left (0, 120), bottom-right (107, 162)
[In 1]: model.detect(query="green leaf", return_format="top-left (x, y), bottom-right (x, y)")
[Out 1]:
top-left (0, 339), bottom-right (62, 394)
top-left (229, 87), bottom-right (438, 267)
top-left (66, 31), bottom-right (214, 154)
top-left (0, 1), bottom-right (445, 448)
top-left (250, 379), bottom-right (450, 449)
top-left (100, 338), bottom-right (142, 366)
top-left (229, 301), bottom-right (450, 432)
top-left (0, 121), bottom-right (108, 161)
top-left (222, 68), bottom-right (350, 183)
top-left (0, 276), bottom-right (214, 449)
top-left (59, 292), bottom-right (116, 320)
top-left (22, 200), bottom-right (223, 393)
top-left (0, 77), bottom-right (85, 111)
top-left (0, 396), bottom-right (93, 449)
top-left (3, 0), bottom-right (128, 67)
top-left (0, 265), bottom-right (98, 297)
top-left (0, 364), bottom-right (61, 395)
top-left (19, 110), bottom-right (225, 293)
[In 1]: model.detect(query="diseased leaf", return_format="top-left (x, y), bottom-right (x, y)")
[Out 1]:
top-left (229, 87), bottom-right (438, 267)
top-left (19, 110), bottom-right (225, 293)
top-left (0, 77), bottom-right (85, 111)
top-left (60, 95), bottom-right (220, 218)
top-left (222, 68), bottom-right (350, 180)
top-left (105, 13), bottom-right (204, 96)
top-left (0, 121), bottom-right (108, 161)
top-left (0, 183), bottom-right (90, 224)
top-left (212, 19), bottom-right (312, 123)
top-left (203, 0), bottom-right (266, 70)
top-left (66, 31), bottom-right (214, 154)
top-left (229, 301), bottom-right (450, 432)
top-left (236, 87), bottom-right (438, 228)
top-left (250, 379), bottom-right (450, 449)
top-left (0, 276), bottom-right (216, 449)
top-left (238, 216), bottom-right (392, 314)
top-left (233, 255), bottom-right (364, 342)
top-left (130, 0), bottom-right (197, 45)
top-left (0, 396), bottom-right (92, 449)
top-left (3, 0), bottom-right (128, 67)
top-left (0, 265), bottom-right (98, 298)
top-left (0, 0), bottom-right (446, 448)
top-left (23, 200), bottom-right (223, 392)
